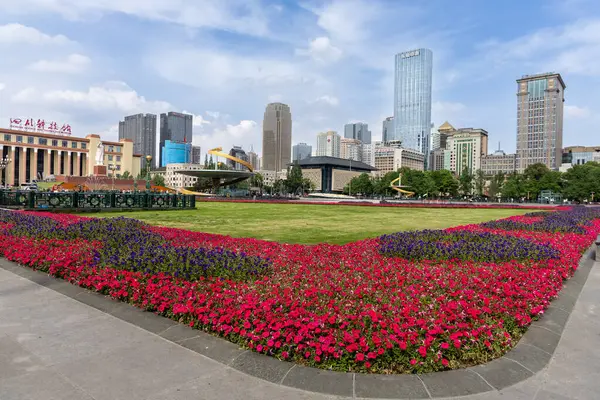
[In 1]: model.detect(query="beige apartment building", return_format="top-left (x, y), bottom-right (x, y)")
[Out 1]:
top-left (0, 128), bottom-right (142, 186)
top-left (481, 149), bottom-right (516, 176)
top-left (447, 128), bottom-right (488, 176)
top-left (373, 146), bottom-right (425, 176)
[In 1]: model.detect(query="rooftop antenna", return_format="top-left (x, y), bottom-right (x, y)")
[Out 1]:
top-left (498, 141), bottom-right (501, 151)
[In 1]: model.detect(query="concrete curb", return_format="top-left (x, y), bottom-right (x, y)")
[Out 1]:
top-left (0, 246), bottom-right (596, 399)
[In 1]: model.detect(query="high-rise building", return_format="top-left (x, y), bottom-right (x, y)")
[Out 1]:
top-left (362, 144), bottom-right (375, 167)
top-left (247, 150), bottom-right (260, 170)
top-left (228, 146), bottom-right (249, 170)
top-left (437, 121), bottom-right (455, 150)
top-left (393, 48), bottom-right (433, 164)
top-left (344, 122), bottom-right (371, 144)
top-left (447, 128), bottom-right (489, 176)
top-left (292, 143), bottom-right (312, 162)
top-left (159, 112), bottom-right (193, 167)
top-left (118, 113), bottom-right (157, 169)
top-left (382, 117), bottom-right (394, 143)
top-left (340, 138), bottom-right (363, 161)
top-left (516, 73), bottom-right (565, 172)
top-left (316, 131), bottom-right (341, 158)
top-left (191, 145), bottom-right (202, 164)
top-left (373, 146), bottom-right (425, 176)
top-left (161, 140), bottom-right (192, 166)
top-left (262, 103), bottom-right (292, 172)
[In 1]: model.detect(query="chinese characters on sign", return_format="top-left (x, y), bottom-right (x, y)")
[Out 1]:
top-left (9, 118), bottom-right (72, 135)
top-left (401, 50), bottom-right (420, 58)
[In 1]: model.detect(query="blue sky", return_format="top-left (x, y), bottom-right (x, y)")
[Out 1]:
top-left (0, 0), bottom-right (598, 160)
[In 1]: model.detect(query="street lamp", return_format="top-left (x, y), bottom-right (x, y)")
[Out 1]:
top-left (349, 158), bottom-right (352, 196)
top-left (108, 164), bottom-right (116, 191)
top-left (0, 156), bottom-right (12, 188)
top-left (145, 155), bottom-right (152, 190)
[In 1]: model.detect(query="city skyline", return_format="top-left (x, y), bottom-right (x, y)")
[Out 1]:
top-left (0, 1), bottom-right (598, 159)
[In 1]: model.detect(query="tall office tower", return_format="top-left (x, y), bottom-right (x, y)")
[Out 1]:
top-left (344, 122), bottom-right (371, 144)
top-left (382, 117), bottom-right (394, 143)
top-left (316, 131), bottom-right (341, 157)
top-left (191, 145), bottom-right (202, 164)
top-left (118, 113), bottom-right (157, 169)
top-left (159, 112), bottom-right (193, 167)
top-left (516, 73), bottom-right (565, 172)
top-left (262, 103), bottom-right (292, 171)
top-left (247, 150), bottom-right (260, 170)
top-left (292, 143), bottom-right (312, 162)
top-left (393, 48), bottom-right (433, 165)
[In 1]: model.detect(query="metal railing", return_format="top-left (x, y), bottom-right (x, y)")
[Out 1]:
top-left (0, 190), bottom-right (196, 210)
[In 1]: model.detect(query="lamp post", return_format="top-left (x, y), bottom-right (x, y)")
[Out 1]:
top-left (145, 155), bottom-right (152, 190)
top-left (108, 164), bottom-right (115, 191)
top-left (0, 156), bottom-right (12, 188)
top-left (349, 158), bottom-right (352, 196)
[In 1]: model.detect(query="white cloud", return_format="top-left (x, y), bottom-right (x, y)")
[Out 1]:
top-left (312, 0), bottom-right (381, 45)
top-left (11, 81), bottom-right (171, 114)
top-left (0, 83), bottom-right (5, 91)
top-left (0, 0), bottom-right (271, 37)
top-left (312, 95), bottom-right (340, 106)
top-left (217, 120), bottom-right (258, 139)
top-left (296, 37), bottom-right (342, 64)
top-left (206, 111), bottom-right (221, 119)
top-left (0, 23), bottom-right (72, 45)
top-left (28, 54), bottom-right (90, 74)
top-left (182, 110), bottom-right (211, 126)
top-left (565, 105), bottom-right (591, 118)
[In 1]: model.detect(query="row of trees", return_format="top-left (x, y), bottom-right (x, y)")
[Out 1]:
top-left (342, 162), bottom-right (600, 202)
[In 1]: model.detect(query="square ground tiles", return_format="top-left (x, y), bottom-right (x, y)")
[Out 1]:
top-left (53, 334), bottom-right (223, 400)
top-left (0, 368), bottom-right (94, 400)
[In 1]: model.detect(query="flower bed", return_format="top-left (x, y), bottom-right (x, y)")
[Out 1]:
top-left (0, 207), bottom-right (599, 374)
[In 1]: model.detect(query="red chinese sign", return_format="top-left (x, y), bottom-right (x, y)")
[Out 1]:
top-left (9, 118), bottom-right (72, 135)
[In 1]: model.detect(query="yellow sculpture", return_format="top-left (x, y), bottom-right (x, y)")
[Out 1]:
top-left (390, 174), bottom-right (415, 197)
top-left (208, 147), bottom-right (254, 172)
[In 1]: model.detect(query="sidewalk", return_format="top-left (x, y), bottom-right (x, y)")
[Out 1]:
top-left (1, 258), bottom-right (599, 400)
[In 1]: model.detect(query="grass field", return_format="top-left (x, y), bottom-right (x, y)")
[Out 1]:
top-left (85, 202), bottom-right (532, 244)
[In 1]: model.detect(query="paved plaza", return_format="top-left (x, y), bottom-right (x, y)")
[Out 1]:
top-left (1, 254), bottom-right (599, 400)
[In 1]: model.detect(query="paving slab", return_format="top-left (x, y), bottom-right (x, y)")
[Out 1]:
top-left (0, 368), bottom-right (94, 400)
top-left (354, 372), bottom-right (429, 399)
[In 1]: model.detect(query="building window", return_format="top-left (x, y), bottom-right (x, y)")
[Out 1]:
top-left (81, 143), bottom-right (86, 149)
top-left (52, 139), bottom-right (58, 146)
top-left (71, 142), bottom-right (77, 148)
top-left (27, 136), bottom-right (34, 144)
top-left (62, 140), bottom-right (68, 147)
top-left (16, 136), bottom-right (23, 143)
top-left (116, 156), bottom-right (121, 162)
top-left (116, 165), bottom-right (121, 171)
top-left (108, 155), bottom-right (113, 161)
top-left (108, 146), bottom-right (114, 152)
top-left (4, 134), bottom-right (11, 141)
top-left (39, 138), bottom-right (47, 145)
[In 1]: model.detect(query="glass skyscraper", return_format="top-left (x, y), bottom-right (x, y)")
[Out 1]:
top-left (159, 112), bottom-right (193, 167)
top-left (393, 48), bottom-right (433, 167)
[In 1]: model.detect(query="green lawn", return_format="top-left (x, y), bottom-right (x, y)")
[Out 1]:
top-left (83, 202), bottom-right (532, 244)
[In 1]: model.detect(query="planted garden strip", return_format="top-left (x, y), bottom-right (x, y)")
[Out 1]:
top-left (0, 207), bottom-right (599, 378)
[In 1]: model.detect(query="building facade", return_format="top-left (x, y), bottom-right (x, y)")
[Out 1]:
top-left (191, 145), bottom-right (202, 164)
top-left (0, 128), bottom-right (142, 186)
top-left (447, 128), bottom-right (489, 175)
top-left (316, 131), bottom-right (341, 158)
top-left (373, 147), bottom-right (425, 176)
top-left (362, 144), bottom-right (375, 167)
top-left (161, 140), bottom-right (192, 166)
top-left (382, 117), bottom-right (394, 144)
top-left (429, 148), bottom-right (449, 171)
top-left (344, 122), bottom-right (371, 144)
top-left (296, 156), bottom-right (376, 193)
top-left (340, 138), bottom-right (363, 161)
top-left (562, 146), bottom-right (600, 165)
top-left (159, 112), bottom-right (193, 167)
top-left (516, 73), bottom-right (566, 172)
top-left (247, 150), bottom-right (260, 170)
top-left (262, 103), bottom-right (292, 172)
top-left (118, 113), bottom-right (157, 169)
top-left (228, 146), bottom-right (249, 171)
top-left (164, 163), bottom-right (203, 189)
top-left (481, 149), bottom-right (517, 176)
top-left (292, 143), bottom-right (312, 162)
top-left (393, 48), bottom-right (433, 164)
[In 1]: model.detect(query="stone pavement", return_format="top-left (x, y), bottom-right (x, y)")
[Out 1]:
top-left (1, 256), bottom-right (599, 400)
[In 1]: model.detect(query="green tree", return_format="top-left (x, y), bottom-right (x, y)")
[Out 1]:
top-left (285, 164), bottom-right (304, 194)
top-left (522, 163), bottom-right (552, 200)
top-left (151, 174), bottom-right (166, 187)
top-left (474, 169), bottom-right (486, 197)
top-left (488, 172), bottom-right (505, 199)
top-left (430, 170), bottom-right (458, 197)
top-left (249, 173), bottom-right (264, 194)
top-left (273, 179), bottom-right (285, 195)
top-left (562, 162), bottom-right (600, 201)
top-left (120, 171), bottom-right (131, 179)
top-left (458, 168), bottom-right (473, 196)
top-left (502, 172), bottom-right (526, 200)
top-left (344, 173), bottom-right (374, 196)
top-left (204, 154), bottom-right (209, 168)
top-left (208, 155), bottom-right (216, 170)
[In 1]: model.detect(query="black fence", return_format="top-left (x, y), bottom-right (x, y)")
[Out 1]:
top-left (0, 190), bottom-right (196, 211)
